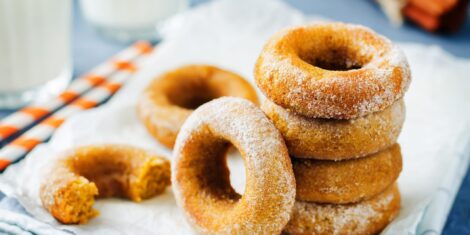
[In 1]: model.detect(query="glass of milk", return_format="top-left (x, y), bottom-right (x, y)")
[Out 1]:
top-left (80, 0), bottom-right (189, 42)
top-left (0, 0), bottom-right (72, 109)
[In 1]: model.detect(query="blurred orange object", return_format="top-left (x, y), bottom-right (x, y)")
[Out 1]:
top-left (403, 0), bottom-right (468, 32)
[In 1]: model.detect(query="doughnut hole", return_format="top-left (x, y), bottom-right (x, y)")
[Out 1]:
top-left (299, 46), bottom-right (364, 71)
top-left (165, 79), bottom-right (221, 110)
top-left (175, 128), bottom-right (250, 219)
top-left (293, 27), bottom-right (375, 71)
top-left (68, 153), bottom-right (130, 199)
top-left (162, 66), bottom-right (255, 110)
top-left (227, 147), bottom-right (246, 194)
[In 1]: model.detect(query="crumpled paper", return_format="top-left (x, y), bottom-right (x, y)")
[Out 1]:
top-left (0, 0), bottom-right (469, 234)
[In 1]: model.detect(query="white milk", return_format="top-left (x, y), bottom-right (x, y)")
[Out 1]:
top-left (80, 0), bottom-right (188, 41)
top-left (0, 0), bottom-right (71, 106)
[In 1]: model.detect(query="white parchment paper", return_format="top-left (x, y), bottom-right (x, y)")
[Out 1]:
top-left (0, 0), bottom-right (470, 234)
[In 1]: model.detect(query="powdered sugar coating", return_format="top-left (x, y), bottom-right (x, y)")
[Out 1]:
top-left (262, 98), bottom-right (405, 160)
top-left (255, 22), bottom-right (411, 119)
top-left (292, 144), bottom-right (402, 204)
top-left (285, 184), bottom-right (401, 235)
top-left (172, 97), bottom-right (296, 235)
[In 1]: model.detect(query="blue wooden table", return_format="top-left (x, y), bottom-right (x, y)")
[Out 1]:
top-left (1, 0), bottom-right (469, 234)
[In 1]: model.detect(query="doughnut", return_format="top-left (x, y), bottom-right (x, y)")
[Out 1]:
top-left (293, 144), bottom-right (402, 204)
top-left (172, 97), bottom-right (295, 234)
top-left (137, 65), bottom-right (258, 148)
top-left (262, 98), bottom-right (405, 160)
top-left (40, 145), bottom-right (171, 224)
top-left (284, 184), bottom-right (401, 235)
top-left (255, 22), bottom-right (411, 119)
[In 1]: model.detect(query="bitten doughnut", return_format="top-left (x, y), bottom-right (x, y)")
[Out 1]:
top-left (255, 22), bottom-right (411, 119)
top-left (172, 97), bottom-right (295, 234)
top-left (293, 144), bottom-right (402, 204)
top-left (40, 145), bottom-right (171, 224)
top-left (137, 65), bottom-right (258, 148)
top-left (262, 99), bottom-right (405, 160)
top-left (284, 184), bottom-right (401, 235)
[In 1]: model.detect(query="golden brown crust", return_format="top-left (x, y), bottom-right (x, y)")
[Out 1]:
top-left (293, 144), bottom-right (402, 204)
top-left (262, 99), bottom-right (405, 160)
top-left (284, 184), bottom-right (401, 235)
top-left (40, 145), bottom-right (171, 224)
top-left (255, 22), bottom-right (411, 119)
top-left (137, 65), bottom-right (258, 148)
top-left (172, 97), bottom-right (295, 235)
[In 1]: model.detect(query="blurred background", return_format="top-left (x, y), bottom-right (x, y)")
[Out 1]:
top-left (1, 0), bottom-right (469, 109)
top-left (0, 0), bottom-right (469, 234)
top-left (72, 0), bottom-right (470, 75)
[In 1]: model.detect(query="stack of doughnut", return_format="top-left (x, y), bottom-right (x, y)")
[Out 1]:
top-left (255, 22), bottom-right (411, 235)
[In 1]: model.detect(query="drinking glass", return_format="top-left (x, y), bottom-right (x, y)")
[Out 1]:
top-left (0, 0), bottom-right (72, 108)
top-left (80, 0), bottom-right (189, 42)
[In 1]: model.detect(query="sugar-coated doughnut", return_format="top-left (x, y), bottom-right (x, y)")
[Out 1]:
top-left (284, 184), bottom-right (401, 235)
top-left (138, 65), bottom-right (258, 148)
top-left (40, 145), bottom-right (171, 224)
top-left (255, 22), bottom-right (411, 119)
top-left (262, 99), bottom-right (405, 160)
top-left (293, 144), bottom-right (402, 204)
top-left (172, 97), bottom-right (295, 234)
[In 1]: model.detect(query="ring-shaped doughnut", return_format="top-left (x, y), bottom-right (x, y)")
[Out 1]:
top-left (172, 97), bottom-right (295, 234)
top-left (284, 184), bottom-right (400, 235)
top-left (255, 22), bottom-right (411, 119)
top-left (138, 65), bottom-right (258, 148)
top-left (40, 144), bottom-right (171, 224)
top-left (262, 99), bottom-right (405, 160)
top-left (293, 144), bottom-right (402, 204)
